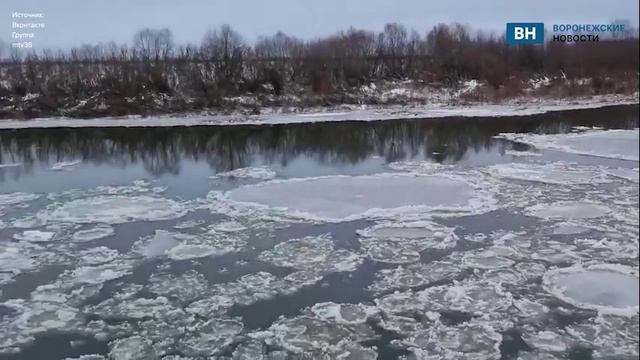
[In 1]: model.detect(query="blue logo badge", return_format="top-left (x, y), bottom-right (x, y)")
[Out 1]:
top-left (506, 23), bottom-right (544, 45)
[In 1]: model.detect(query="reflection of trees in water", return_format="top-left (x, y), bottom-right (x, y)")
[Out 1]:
top-left (0, 106), bottom-right (637, 181)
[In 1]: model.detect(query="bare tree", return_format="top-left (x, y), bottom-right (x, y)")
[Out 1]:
top-left (133, 28), bottom-right (174, 60)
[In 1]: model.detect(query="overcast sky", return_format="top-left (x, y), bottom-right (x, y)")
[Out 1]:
top-left (4, 0), bottom-right (639, 50)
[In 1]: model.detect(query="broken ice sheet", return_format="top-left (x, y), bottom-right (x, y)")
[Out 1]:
top-left (402, 320), bottom-right (503, 360)
top-left (368, 261), bottom-right (465, 294)
top-left (147, 270), bottom-right (209, 303)
top-left (222, 173), bottom-right (496, 222)
top-left (41, 195), bottom-right (188, 224)
top-left (486, 162), bottom-right (611, 185)
top-left (0, 192), bottom-right (41, 206)
top-left (565, 314), bottom-right (639, 358)
top-left (258, 233), bottom-right (363, 272)
top-left (542, 263), bottom-right (639, 316)
top-left (177, 317), bottom-right (244, 357)
top-left (71, 224), bottom-right (115, 242)
top-left (526, 201), bottom-right (611, 220)
top-left (12, 230), bottom-right (55, 242)
top-left (0, 298), bottom-right (81, 353)
top-left (497, 129), bottom-right (640, 161)
top-left (256, 314), bottom-right (376, 356)
top-left (211, 166), bottom-right (277, 180)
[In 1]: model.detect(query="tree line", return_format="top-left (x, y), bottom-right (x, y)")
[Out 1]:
top-left (0, 23), bottom-right (637, 117)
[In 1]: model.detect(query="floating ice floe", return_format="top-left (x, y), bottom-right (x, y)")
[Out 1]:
top-left (68, 260), bottom-right (134, 285)
top-left (13, 230), bottom-right (55, 242)
top-left (211, 166), bottom-right (277, 180)
top-left (42, 195), bottom-right (187, 224)
top-left (356, 222), bottom-right (458, 263)
top-left (0, 299), bottom-right (81, 354)
top-left (486, 162), bottom-right (610, 185)
top-left (0, 162), bottom-right (21, 168)
top-left (402, 320), bottom-right (502, 360)
top-left (108, 336), bottom-right (156, 359)
top-left (77, 247), bottom-right (120, 265)
top-left (0, 242), bottom-right (36, 275)
top-left (167, 243), bottom-right (230, 261)
top-left (604, 167), bottom-right (640, 183)
top-left (0, 192), bottom-right (41, 206)
top-left (565, 314), bottom-right (639, 358)
top-left (255, 314), bottom-right (376, 356)
top-left (186, 271), bottom-right (323, 317)
top-left (71, 224), bottom-right (115, 242)
top-left (173, 219), bottom-right (205, 229)
top-left (497, 129), bottom-right (640, 161)
top-left (504, 150), bottom-right (542, 157)
top-left (551, 222), bottom-right (591, 235)
top-left (368, 261), bottom-right (465, 294)
top-left (542, 263), bottom-right (639, 316)
top-left (526, 201), bottom-right (611, 219)
top-left (134, 230), bottom-right (180, 258)
top-left (258, 233), bottom-right (363, 272)
top-left (49, 160), bottom-right (82, 171)
top-left (148, 270), bottom-right (209, 303)
top-left (387, 161), bottom-right (451, 173)
top-left (220, 173), bottom-right (496, 222)
top-left (177, 317), bottom-right (244, 356)
top-left (462, 246), bottom-right (520, 270)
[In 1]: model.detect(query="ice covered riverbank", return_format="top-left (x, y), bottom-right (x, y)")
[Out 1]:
top-left (0, 94), bottom-right (637, 129)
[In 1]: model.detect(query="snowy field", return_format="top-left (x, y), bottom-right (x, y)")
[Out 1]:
top-left (0, 109), bottom-right (638, 359)
top-left (0, 94), bottom-right (637, 129)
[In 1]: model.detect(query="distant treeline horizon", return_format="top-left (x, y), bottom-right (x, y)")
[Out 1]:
top-left (0, 22), bottom-right (638, 118)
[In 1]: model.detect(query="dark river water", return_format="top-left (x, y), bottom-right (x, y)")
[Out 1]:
top-left (0, 105), bottom-right (638, 360)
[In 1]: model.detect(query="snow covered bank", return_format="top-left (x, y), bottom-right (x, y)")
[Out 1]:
top-left (0, 94), bottom-right (636, 129)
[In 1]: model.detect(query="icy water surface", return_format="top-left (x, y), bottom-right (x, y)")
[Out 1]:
top-left (0, 105), bottom-right (638, 360)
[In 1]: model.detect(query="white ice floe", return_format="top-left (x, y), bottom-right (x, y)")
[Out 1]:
top-left (108, 336), bottom-right (156, 359)
top-left (543, 263), bottom-right (639, 316)
top-left (77, 247), bottom-right (120, 265)
top-left (521, 330), bottom-right (570, 353)
top-left (486, 162), bottom-right (611, 185)
top-left (148, 270), bottom-right (209, 303)
top-left (310, 302), bottom-right (379, 325)
top-left (358, 222), bottom-right (458, 264)
top-left (255, 315), bottom-right (376, 356)
top-left (402, 320), bottom-right (503, 360)
top-left (209, 220), bottom-right (248, 233)
top-left (12, 230), bottom-right (55, 242)
top-left (387, 161), bottom-right (451, 173)
top-left (134, 230), bottom-right (180, 258)
top-left (178, 317), bottom-right (244, 356)
top-left (0, 163), bottom-right (21, 168)
top-left (565, 314), bottom-right (639, 358)
top-left (167, 243), bottom-right (229, 261)
top-left (69, 261), bottom-right (133, 285)
top-left (49, 160), bottom-right (82, 171)
top-left (504, 150), bottom-right (542, 157)
top-left (0, 192), bottom-right (41, 206)
top-left (551, 222), bottom-right (591, 235)
top-left (604, 167), bottom-right (640, 183)
top-left (71, 224), bottom-right (115, 242)
top-left (497, 129), bottom-right (640, 161)
top-left (220, 173), bottom-right (496, 222)
top-left (258, 233), bottom-right (363, 272)
top-left (211, 166), bottom-right (277, 180)
top-left (368, 261), bottom-right (464, 293)
top-left (42, 195), bottom-right (187, 224)
top-left (0, 242), bottom-right (36, 275)
top-left (526, 201), bottom-right (611, 219)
